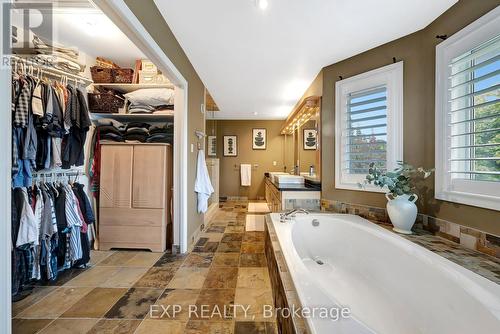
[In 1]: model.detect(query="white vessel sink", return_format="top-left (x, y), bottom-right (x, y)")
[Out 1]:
top-left (268, 172), bottom-right (289, 178)
top-left (274, 174), bottom-right (305, 184)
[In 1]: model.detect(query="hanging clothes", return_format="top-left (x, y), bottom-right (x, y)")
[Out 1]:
top-left (11, 188), bottom-right (34, 297)
top-left (72, 183), bottom-right (94, 267)
top-left (11, 181), bottom-right (94, 295)
top-left (11, 62), bottom-right (94, 297)
top-left (61, 86), bottom-right (91, 168)
top-left (11, 73), bottom-right (91, 180)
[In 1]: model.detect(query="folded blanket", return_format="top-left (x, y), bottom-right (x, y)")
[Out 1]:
top-left (95, 118), bottom-right (126, 131)
top-left (126, 128), bottom-right (149, 136)
top-left (149, 123), bottom-right (173, 134)
top-left (147, 133), bottom-right (172, 143)
top-left (126, 122), bottom-right (150, 130)
top-left (98, 125), bottom-right (123, 136)
top-left (101, 133), bottom-right (124, 142)
top-left (123, 133), bottom-right (147, 142)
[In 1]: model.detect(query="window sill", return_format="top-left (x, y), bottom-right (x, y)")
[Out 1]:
top-left (435, 190), bottom-right (500, 212)
top-left (335, 182), bottom-right (387, 193)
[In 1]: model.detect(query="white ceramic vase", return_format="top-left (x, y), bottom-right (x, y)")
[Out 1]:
top-left (385, 193), bottom-right (418, 234)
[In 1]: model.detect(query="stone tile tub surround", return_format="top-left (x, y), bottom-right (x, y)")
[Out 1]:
top-left (321, 199), bottom-right (500, 260)
top-left (265, 218), bottom-right (308, 334)
top-left (265, 212), bottom-right (500, 334)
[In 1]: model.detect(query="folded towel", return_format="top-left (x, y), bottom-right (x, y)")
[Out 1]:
top-left (240, 164), bottom-right (252, 186)
top-left (194, 150), bottom-right (214, 213)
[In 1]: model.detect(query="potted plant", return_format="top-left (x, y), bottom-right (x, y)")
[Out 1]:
top-left (361, 162), bottom-right (434, 234)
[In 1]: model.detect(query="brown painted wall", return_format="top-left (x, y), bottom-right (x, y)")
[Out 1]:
top-left (124, 0), bottom-right (206, 245)
top-left (319, 0), bottom-right (500, 235)
top-left (206, 120), bottom-right (288, 199)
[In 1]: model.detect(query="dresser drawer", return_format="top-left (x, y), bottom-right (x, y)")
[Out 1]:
top-left (100, 208), bottom-right (165, 227)
top-left (99, 225), bottom-right (165, 252)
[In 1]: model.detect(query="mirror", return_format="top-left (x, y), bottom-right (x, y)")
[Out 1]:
top-left (282, 107), bottom-right (321, 181)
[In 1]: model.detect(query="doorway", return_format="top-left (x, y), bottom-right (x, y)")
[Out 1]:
top-left (1, 0), bottom-right (189, 332)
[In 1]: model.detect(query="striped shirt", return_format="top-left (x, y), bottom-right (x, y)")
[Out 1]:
top-left (64, 185), bottom-right (83, 262)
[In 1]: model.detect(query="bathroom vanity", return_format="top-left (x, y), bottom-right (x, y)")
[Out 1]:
top-left (265, 174), bottom-right (321, 211)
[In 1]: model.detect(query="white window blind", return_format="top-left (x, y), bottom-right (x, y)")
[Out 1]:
top-left (435, 6), bottom-right (500, 211)
top-left (345, 86), bottom-right (388, 175)
top-left (448, 35), bottom-right (500, 182)
top-left (335, 62), bottom-right (403, 192)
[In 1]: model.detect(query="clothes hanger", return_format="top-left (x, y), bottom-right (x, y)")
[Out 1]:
top-left (49, 176), bottom-right (59, 197)
top-left (72, 171), bottom-right (79, 185)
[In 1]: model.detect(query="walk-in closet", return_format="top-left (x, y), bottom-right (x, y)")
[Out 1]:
top-left (11, 0), bottom-right (176, 307)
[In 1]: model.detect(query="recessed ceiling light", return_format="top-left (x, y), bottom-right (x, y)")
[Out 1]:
top-left (253, 111), bottom-right (258, 115)
top-left (256, 0), bottom-right (268, 10)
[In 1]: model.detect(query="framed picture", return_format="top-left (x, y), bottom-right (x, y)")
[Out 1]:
top-left (223, 135), bottom-right (238, 156)
top-left (252, 128), bottom-right (267, 150)
top-left (303, 129), bottom-right (317, 150)
top-left (207, 136), bottom-right (217, 156)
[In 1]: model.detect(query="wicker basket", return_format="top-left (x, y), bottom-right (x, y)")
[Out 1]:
top-left (88, 92), bottom-right (125, 113)
top-left (96, 57), bottom-right (119, 69)
top-left (112, 68), bottom-right (134, 83)
top-left (90, 66), bottom-right (113, 83)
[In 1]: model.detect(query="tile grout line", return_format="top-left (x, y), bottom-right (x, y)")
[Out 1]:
top-left (25, 201), bottom-right (275, 334)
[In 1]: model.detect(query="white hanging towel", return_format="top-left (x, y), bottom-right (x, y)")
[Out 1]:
top-left (194, 150), bottom-right (214, 213)
top-left (240, 164), bottom-right (252, 186)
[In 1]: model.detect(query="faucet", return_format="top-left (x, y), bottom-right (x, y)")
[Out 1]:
top-left (280, 208), bottom-right (309, 222)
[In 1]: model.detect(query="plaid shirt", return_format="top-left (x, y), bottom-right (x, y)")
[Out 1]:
top-left (13, 78), bottom-right (31, 128)
top-left (12, 77), bottom-right (20, 174)
top-left (12, 129), bottom-right (19, 175)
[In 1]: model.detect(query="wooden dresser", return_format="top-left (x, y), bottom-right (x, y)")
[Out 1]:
top-left (99, 143), bottom-right (172, 252)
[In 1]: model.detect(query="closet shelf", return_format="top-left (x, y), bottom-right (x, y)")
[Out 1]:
top-left (100, 142), bottom-right (171, 146)
top-left (91, 83), bottom-right (174, 93)
top-left (90, 112), bottom-right (174, 121)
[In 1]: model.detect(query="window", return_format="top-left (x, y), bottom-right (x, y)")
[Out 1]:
top-left (435, 7), bottom-right (500, 211)
top-left (335, 62), bottom-right (403, 191)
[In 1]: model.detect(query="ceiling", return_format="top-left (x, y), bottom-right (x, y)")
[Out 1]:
top-left (154, 0), bottom-right (457, 120)
top-left (12, 1), bottom-right (144, 67)
top-left (50, 9), bottom-right (144, 67)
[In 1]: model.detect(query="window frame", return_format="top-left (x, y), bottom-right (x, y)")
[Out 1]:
top-left (435, 6), bottom-right (500, 211)
top-left (335, 62), bottom-right (404, 192)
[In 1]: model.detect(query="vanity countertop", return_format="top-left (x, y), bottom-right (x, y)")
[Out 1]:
top-left (265, 176), bottom-right (321, 192)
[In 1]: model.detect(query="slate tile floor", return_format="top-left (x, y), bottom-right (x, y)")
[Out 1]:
top-left (13, 201), bottom-right (277, 334)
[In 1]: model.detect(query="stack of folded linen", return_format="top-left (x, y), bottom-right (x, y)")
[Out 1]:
top-left (124, 122), bottom-right (150, 143)
top-left (96, 118), bottom-right (126, 142)
top-left (128, 102), bottom-right (156, 114)
top-left (152, 104), bottom-right (174, 115)
top-left (95, 120), bottom-right (174, 144)
top-left (146, 123), bottom-right (173, 143)
top-left (33, 35), bottom-right (85, 74)
top-left (124, 88), bottom-right (174, 115)
top-left (146, 133), bottom-right (173, 143)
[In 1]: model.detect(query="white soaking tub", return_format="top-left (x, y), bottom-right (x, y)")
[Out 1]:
top-left (269, 213), bottom-right (500, 334)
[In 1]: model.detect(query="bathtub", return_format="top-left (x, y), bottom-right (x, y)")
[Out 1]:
top-left (268, 213), bottom-right (500, 334)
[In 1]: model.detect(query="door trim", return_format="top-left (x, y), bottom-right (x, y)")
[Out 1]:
top-left (93, 0), bottom-right (189, 253)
